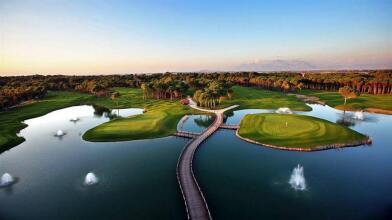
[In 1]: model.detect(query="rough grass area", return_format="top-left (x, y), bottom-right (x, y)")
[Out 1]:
top-left (238, 113), bottom-right (368, 149)
top-left (299, 90), bottom-right (392, 112)
top-left (221, 86), bottom-right (311, 111)
top-left (0, 91), bottom-right (92, 152)
top-left (83, 88), bottom-right (202, 141)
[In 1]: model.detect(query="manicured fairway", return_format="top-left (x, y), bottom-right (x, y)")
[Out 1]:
top-left (83, 88), bottom-right (203, 141)
top-left (0, 88), bottom-right (202, 150)
top-left (238, 113), bottom-right (369, 149)
top-left (83, 86), bottom-right (312, 142)
top-left (221, 86), bottom-right (311, 111)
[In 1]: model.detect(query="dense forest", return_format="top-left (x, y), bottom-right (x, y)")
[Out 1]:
top-left (1, 70), bottom-right (391, 110)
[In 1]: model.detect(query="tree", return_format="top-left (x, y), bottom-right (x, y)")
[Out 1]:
top-left (227, 89), bottom-right (233, 99)
top-left (296, 82), bottom-right (304, 92)
top-left (338, 86), bottom-right (357, 105)
top-left (111, 91), bottom-right (121, 116)
top-left (140, 83), bottom-right (148, 100)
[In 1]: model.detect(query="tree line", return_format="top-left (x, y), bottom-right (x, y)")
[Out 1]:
top-left (193, 81), bottom-right (233, 108)
top-left (1, 70), bottom-right (391, 110)
top-left (231, 71), bottom-right (392, 94)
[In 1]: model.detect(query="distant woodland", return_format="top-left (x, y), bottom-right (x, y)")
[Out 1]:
top-left (1, 70), bottom-right (391, 110)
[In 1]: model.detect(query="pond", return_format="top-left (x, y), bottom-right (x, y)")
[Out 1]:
top-left (177, 114), bottom-right (215, 133)
top-left (0, 105), bottom-right (186, 220)
top-left (0, 104), bottom-right (391, 220)
top-left (195, 104), bottom-right (392, 220)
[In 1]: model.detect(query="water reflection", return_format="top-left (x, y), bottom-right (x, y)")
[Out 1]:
top-left (336, 112), bottom-right (357, 127)
top-left (177, 114), bottom-right (215, 133)
top-left (0, 105), bottom-right (186, 220)
top-left (92, 105), bottom-right (110, 117)
top-left (194, 103), bottom-right (392, 220)
top-left (1, 103), bottom-right (391, 220)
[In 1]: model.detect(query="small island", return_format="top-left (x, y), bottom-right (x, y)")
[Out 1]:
top-left (237, 113), bottom-right (371, 151)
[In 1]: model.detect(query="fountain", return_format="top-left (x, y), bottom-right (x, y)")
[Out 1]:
top-left (84, 172), bottom-right (99, 186)
top-left (70, 117), bottom-right (79, 122)
top-left (353, 111), bottom-right (364, 120)
top-left (276, 107), bottom-right (293, 114)
top-left (0, 173), bottom-right (15, 187)
top-left (289, 164), bottom-right (306, 190)
top-left (55, 130), bottom-right (65, 137)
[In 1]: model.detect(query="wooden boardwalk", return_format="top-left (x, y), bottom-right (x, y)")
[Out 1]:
top-left (176, 99), bottom-right (238, 220)
top-left (174, 131), bottom-right (201, 139)
top-left (219, 124), bottom-right (240, 130)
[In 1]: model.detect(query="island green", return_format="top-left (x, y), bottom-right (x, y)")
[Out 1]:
top-left (238, 113), bottom-right (369, 150)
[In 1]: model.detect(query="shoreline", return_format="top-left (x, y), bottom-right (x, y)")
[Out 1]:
top-left (235, 129), bottom-right (372, 152)
top-left (289, 93), bottom-right (326, 105)
top-left (177, 115), bottom-right (190, 131)
top-left (334, 106), bottom-right (392, 115)
top-left (291, 93), bottom-right (392, 115)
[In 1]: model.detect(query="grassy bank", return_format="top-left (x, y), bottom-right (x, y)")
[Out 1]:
top-left (221, 86), bottom-right (311, 111)
top-left (83, 88), bottom-right (202, 141)
top-left (0, 88), bottom-right (202, 150)
top-left (238, 113), bottom-right (368, 150)
top-left (299, 90), bottom-right (392, 113)
top-left (0, 91), bottom-right (93, 152)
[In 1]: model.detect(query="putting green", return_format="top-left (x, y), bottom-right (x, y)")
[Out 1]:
top-left (238, 113), bottom-right (369, 150)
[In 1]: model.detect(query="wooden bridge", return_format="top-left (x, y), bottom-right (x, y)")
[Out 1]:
top-left (219, 124), bottom-right (240, 130)
top-left (174, 131), bottom-right (201, 139)
top-left (176, 99), bottom-right (238, 220)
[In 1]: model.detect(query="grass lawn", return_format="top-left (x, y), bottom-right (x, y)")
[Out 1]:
top-left (0, 91), bottom-right (93, 152)
top-left (238, 113), bottom-right (368, 149)
top-left (221, 86), bottom-right (311, 111)
top-left (0, 86), bottom-right (310, 151)
top-left (299, 90), bottom-right (392, 112)
top-left (83, 88), bottom-right (202, 142)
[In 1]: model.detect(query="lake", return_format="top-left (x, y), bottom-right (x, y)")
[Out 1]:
top-left (1, 104), bottom-right (391, 219)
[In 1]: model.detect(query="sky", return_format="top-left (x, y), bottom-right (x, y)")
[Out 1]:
top-left (0, 0), bottom-right (391, 75)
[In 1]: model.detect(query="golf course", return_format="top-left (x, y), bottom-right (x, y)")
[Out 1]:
top-left (0, 86), bottom-right (307, 151)
top-left (0, 85), bottom-right (375, 152)
top-left (83, 86), bottom-right (310, 142)
top-left (237, 113), bottom-right (371, 151)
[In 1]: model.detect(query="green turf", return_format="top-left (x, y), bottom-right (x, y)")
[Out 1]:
top-left (82, 88), bottom-right (203, 141)
top-left (0, 88), bottom-right (202, 150)
top-left (0, 86), bottom-right (310, 151)
top-left (299, 90), bottom-right (392, 111)
top-left (221, 86), bottom-right (311, 111)
top-left (238, 113), bottom-right (368, 149)
top-left (0, 91), bottom-right (93, 152)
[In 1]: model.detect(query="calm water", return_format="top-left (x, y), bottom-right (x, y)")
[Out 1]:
top-left (196, 104), bottom-right (392, 220)
top-left (0, 104), bottom-right (391, 220)
top-left (0, 105), bottom-right (186, 220)
top-left (177, 114), bottom-right (215, 133)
